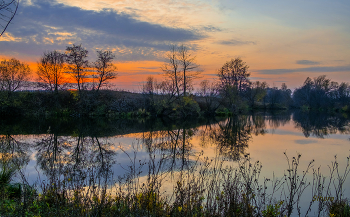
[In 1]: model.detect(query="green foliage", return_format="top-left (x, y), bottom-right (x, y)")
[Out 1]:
top-left (341, 105), bottom-right (348, 112)
top-left (328, 200), bottom-right (350, 217)
top-left (178, 96), bottom-right (200, 118)
top-left (215, 107), bottom-right (232, 116)
top-left (301, 105), bottom-right (310, 112)
top-left (0, 158), bottom-right (16, 193)
top-left (262, 201), bottom-right (284, 217)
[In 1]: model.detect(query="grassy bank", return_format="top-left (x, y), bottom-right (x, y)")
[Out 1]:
top-left (1, 153), bottom-right (349, 217)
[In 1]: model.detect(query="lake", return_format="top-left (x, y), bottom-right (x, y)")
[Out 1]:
top-left (1, 111), bottom-right (349, 216)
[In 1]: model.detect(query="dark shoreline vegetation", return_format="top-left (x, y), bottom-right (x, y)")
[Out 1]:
top-left (0, 82), bottom-right (349, 119)
top-left (1, 112), bottom-right (350, 216)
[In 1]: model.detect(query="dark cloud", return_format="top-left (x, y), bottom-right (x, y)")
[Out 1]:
top-left (294, 139), bottom-right (318, 145)
top-left (257, 65), bottom-right (350, 75)
top-left (137, 67), bottom-right (160, 70)
top-left (250, 76), bottom-right (270, 80)
top-left (296, 60), bottom-right (320, 65)
top-left (217, 39), bottom-right (256, 46)
top-left (14, 1), bottom-right (202, 42)
top-left (118, 71), bottom-right (161, 76)
top-left (201, 25), bottom-right (222, 32)
top-left (2, 0), bottom-right (204, 60)
top-left (268, 129), bottom-right (301, 136)
top-left (204, 73), bottom-right (219, 77)
top-left (0, 40), bottom-right (165, 62)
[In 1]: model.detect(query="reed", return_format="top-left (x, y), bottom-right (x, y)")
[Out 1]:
top-left (0, 153), bottom-right (349, 217)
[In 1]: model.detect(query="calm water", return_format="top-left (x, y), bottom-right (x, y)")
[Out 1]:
top-left (1, 111), bottom-right (350, 216)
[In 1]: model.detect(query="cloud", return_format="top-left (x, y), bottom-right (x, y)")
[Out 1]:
top-left (17, 1), bottom-right (202, 42)
top-left (137, 66), bottom-right (160, 70)
top-left (2, 0), bottom-right (204, 61)
top-left (249, 76), bottom-right (270, 80)
top-left (216, 39), bottom-right (256, 46)
top-left (118, 71), bottom-right (161, 76)
top-left (201, 25), bottom-right (222, 32)
top-left (257, 65), bottom-right (350, 75)
top-left (294, 139), bottom-right (318, 145)
top-left (296, 60), bottom-right (320, 65)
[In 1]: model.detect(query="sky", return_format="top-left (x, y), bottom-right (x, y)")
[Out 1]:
top-left (1, 0), bottom-right (350, 91)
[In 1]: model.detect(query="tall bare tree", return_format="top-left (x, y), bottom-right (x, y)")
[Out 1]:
top-left (37, 50), bottom-right (66, 93)
top-left (0, 58), bottom-right (31, 95)
top-left (65, 44), bottom-right (89, 93)
top-left (162, 45), bottom-right (180, 97)
top-left (143, 76), bottom-right (156, 95)
top-left (199, 80), bottom-right (220, 114)
top-left (177, 44), bottom-right (200, 97)
top-left (162, 44), bottom-right (200, 98)
top-left (93, 50), bottom-right (117, 92)
top-left (0, 0), bottom-right (19, 37)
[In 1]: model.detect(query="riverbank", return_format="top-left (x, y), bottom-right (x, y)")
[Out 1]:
top-left (1, 90), bottom-right (348, 120)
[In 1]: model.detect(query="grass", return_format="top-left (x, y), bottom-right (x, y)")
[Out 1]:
top-left (0, 152), bottom-right (349, 217)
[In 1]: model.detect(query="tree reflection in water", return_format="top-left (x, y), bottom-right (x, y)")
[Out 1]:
top-left (293, 111), bottom-right (350, 138)
top-left (207, 115), bottom-right (266, 160)
top-left (0, 111), bottom-right (349, 191)
top-left (0, 134), bottom-right (31, 170)
top-left (34, 130), bottom-right (116, 190)
top-left (140, 126), bottom-right (198, 172)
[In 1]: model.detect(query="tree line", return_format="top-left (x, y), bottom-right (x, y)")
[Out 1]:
top-left (1, 43), bottom-right (350, 118)
top-left (142, 44), bottom-right (350, 116)
top-left (0, 44), bottom-right (117, 94)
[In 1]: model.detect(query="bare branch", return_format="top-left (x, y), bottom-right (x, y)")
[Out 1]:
top-left (0, 0), bottom-right (19, 37)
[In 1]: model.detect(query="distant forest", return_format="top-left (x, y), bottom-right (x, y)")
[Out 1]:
top-left (1, 44), bottom-right (350, 118)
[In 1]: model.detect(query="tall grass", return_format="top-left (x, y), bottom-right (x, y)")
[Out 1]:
top-left (0, 152), bottom-right (349, 217)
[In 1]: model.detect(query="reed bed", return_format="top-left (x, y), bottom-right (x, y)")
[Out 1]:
top-left (1, 152), bottom-right (350, 217)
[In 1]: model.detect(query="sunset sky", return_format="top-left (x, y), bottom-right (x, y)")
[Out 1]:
top-left (1, 0), bottom-right (350, 91)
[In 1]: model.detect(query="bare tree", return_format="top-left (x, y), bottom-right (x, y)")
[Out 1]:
top-left (93, 50), bottom-right (117, 92)
top-left (65, 44), bottom-right (89, 93)
top-left (162, 44), bottom-right (200, 98)
top-left (177, 44), bottom-right (200, 97)
top-left (0, 0), bottom-right (19, 37)
top-left (199, 79), bottom-right (220, 114)
top-left (0, 58), bottom-right (31, 97)
top-left (37, 50), bottom-right (66, 93)
top-left (162, 45), bottom-right (181, 97)
top-left (143, 76), bottom-right (156, 95)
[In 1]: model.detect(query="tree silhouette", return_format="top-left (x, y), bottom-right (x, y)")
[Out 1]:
top-left (65, 44), bottom-right (89, 93)
top-left (0, 0), bottom-right (19, 37)
top-left (93, 50), bottom-right (117, 92)
top-left (37, 51), bottom-right (66, 93)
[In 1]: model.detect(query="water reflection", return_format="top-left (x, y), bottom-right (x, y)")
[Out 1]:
top-left (206, 115), bottom-right (266, 160)
top-left (293, 111), bottom-right (350, 138)
top-left (140, 126), bottom-right (198, 172)
top-left (0, 134), bottom-right (31, 169)
top-left (0, 111), bottom-right (349, 185)
top-left (34, 131), bottom-right (116, 187)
